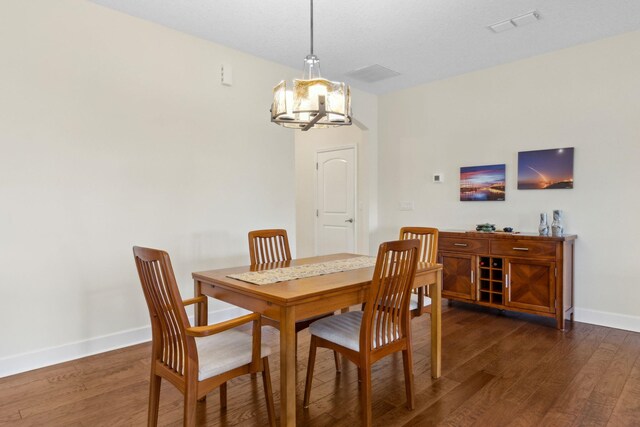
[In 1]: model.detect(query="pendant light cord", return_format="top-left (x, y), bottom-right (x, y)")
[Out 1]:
top-left (310, 0), bottom-right (314, 55)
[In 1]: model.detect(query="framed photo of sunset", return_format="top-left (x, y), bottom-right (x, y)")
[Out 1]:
top-left (517, 148), bottom-right (574, 190)
top-left (460, 164), bottom-right (506, 201)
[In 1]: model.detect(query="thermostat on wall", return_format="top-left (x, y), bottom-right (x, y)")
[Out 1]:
top-left (433, 173), bottom-right (443, 183)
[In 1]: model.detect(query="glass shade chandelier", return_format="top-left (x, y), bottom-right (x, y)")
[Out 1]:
top-left (270, 0), bottom-right (352, 131)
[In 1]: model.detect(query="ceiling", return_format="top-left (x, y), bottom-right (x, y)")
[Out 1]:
top-left (88, 0), bottom-right (640, 94)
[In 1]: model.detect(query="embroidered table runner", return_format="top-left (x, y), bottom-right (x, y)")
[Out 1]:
top-left (227, 256), bottom-right (376, 285)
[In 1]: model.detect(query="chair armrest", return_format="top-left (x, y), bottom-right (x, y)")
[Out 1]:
top-left (182, 296), bottom-right (207, 307)
top-left (186, 312), bottom-right (261, 337)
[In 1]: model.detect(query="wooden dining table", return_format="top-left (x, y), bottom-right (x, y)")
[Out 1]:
top-left (192, 253), bottom-right (443, 427)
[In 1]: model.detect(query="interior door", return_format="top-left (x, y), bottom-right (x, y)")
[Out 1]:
top-left (315, 147), bottom-right (356, 255)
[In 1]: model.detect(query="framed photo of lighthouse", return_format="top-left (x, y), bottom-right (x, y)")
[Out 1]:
top-left (517, 147), bottom-right (574, 190)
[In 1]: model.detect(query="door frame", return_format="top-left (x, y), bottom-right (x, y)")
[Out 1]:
top-left (314, 145), bottom-right (358, 255)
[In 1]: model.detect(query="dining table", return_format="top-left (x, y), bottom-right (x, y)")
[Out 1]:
top-left (192, 253), bottom-right (443, 427)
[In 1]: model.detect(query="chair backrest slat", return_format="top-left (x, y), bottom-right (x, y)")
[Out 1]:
top-left (134, 246), bottom-right (194, 377)
top-left (248, 229), bottom-right (292, 265)
top-left (399, 227), bottom-right (439, 263)
top-left (361, 239), bottom-right (420, 351)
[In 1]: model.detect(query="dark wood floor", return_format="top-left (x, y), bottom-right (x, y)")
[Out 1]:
top-left (2, 304), bottom-right (639, 426)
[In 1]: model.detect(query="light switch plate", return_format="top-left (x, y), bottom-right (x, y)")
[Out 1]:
top-left (433, 173), bottom-right (443, 183)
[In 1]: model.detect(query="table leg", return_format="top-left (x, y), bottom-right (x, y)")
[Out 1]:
top-left (280, 306), bottom-right (296, 426)
top-left (193, 280), bottom-right (207, 327)
top-left (430, 272), bottom-right (442, 378)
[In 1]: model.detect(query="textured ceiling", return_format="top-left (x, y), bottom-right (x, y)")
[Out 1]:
top-left (88, 0), bottom-right (640, 94)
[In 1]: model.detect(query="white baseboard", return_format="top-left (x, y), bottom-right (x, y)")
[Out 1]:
top-left (4, 306), bottom-right (636, 379)
top-left (0, 306), bottom-right (250, 379)
top-left (575, 308), bottom-right (640, 333)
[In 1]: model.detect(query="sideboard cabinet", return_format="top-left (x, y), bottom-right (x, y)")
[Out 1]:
top-left (438, 231), bottom-right (576, 330)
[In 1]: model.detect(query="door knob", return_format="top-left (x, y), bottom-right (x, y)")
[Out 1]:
top-left (345, 218), bottom-right (354, 223)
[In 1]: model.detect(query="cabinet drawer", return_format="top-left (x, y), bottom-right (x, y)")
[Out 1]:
top-left (440, 237), bottom-right (488, 254)
top-left (491, 240), bottom-right (556, 258)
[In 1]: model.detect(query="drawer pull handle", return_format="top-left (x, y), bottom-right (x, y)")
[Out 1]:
top-left (512, 247), bottom-right (529, 251)
top-left (454, 243), bottom-right (468, 247)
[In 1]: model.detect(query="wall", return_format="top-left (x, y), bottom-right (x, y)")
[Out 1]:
top-left (377, 30), bottom-right (640, 331)
top-left (0, 0), bottom-right (300, 376)
top-left (295, 91), bottom-right (378, 257)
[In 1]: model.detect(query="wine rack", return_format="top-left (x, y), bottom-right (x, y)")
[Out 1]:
top-left (478, 256), bottom-right (503, 305)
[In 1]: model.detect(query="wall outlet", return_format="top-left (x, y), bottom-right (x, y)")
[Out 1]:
top-left (399, 201), bottom-right (414, 211)
top-left (433, 173), bottom-right (443, 183)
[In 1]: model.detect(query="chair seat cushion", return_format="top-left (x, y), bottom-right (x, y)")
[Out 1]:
top-left (410, 294), bottom-right (432, 311)
top-left (309, 311), bottom-right (363, 352)
top-left (196, 328), bottom-right (271, 381)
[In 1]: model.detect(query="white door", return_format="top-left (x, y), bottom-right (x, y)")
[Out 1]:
top-left (316, 147), bottom-right (356, 255)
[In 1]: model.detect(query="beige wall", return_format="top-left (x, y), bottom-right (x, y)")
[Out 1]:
top-left (0, 0), bottom-right (302, 374)
top-left (377, 30), bottom-right (640, 330)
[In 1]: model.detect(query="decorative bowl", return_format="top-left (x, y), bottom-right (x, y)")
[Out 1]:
top-left (475, 223), bottom-right (496, 232)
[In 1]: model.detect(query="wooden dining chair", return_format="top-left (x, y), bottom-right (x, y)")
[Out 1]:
top-left (303, 239), bottom-right (421, 426)
top-left (399, 227), bottom-right (439, 318)
top-left (133, 246), bottom-right (276, 427)
top-left (248, 229), bottom-right (341, 371)
top-left (248, 228), bottom-right (292, 265)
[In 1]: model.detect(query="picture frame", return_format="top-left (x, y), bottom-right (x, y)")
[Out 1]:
top-left (518, 147), bottom-right (574, 190)
top-left (460, 164), bottom-right (506, 201)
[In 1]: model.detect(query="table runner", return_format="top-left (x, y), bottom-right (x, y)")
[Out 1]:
top-left (227, 256), bottom-right (376, 285)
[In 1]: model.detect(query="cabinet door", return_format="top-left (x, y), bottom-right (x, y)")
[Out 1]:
top-left (440, 252), bottom-right (476, 301)
top-left (506, 258), bottom-right (555, 313)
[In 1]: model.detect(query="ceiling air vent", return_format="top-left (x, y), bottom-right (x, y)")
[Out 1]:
top-left (345, 64), bottom-right (400, 83)
top-left (489, 11), bottom-right (540, 33)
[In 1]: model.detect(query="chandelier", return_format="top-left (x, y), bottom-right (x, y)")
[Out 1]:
top-left (270, 0), bottom-right (352, 131)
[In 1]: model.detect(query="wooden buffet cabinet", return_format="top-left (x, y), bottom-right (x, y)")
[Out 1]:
top-left (438, 231), bottom-right (576, 330)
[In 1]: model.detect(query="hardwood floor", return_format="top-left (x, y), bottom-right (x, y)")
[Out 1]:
top-left (2, 304), bottom-right (639, 426)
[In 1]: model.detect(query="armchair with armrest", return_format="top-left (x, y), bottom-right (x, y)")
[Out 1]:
top-left (133, 246), bottom-right (276, 427)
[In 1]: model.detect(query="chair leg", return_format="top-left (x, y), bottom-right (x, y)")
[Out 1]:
top-left (295, 334), bottom-right (299, 382)
top-left (360, 365), bottom-right (372, 427)
top-left (148, 373), bottom-right (161, 427)
top-left (333, 351), bottom-right (342, 373)
top-left (184, 383), bottom-right (197, 427)
top-left (303, 336), bottom-right (318, 408)
top-left (261, 357), bottom-right (276, 427)
top-left (219, 382), bottom-right (227, 409)
top-left (402, 349), bottom-right (415, 410)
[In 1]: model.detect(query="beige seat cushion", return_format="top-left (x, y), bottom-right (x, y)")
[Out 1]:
top-left (196, 328), bottom-right (271, 381)
top-left (309, 311), bottom-right (363, 351)
top-left (309, 310), bottom-right (405, 352)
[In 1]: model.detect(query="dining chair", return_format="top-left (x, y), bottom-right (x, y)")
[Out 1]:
top-left (303, 239), bottom-right (421, 426)
top-left (399, 227), bottom-right (439, 318)
top-left (133, 246), bottom-right (276, 427)
top-left (248, 228), bottom-right (292, 265)
top-left (248, 229), bottom-right (341, 371)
